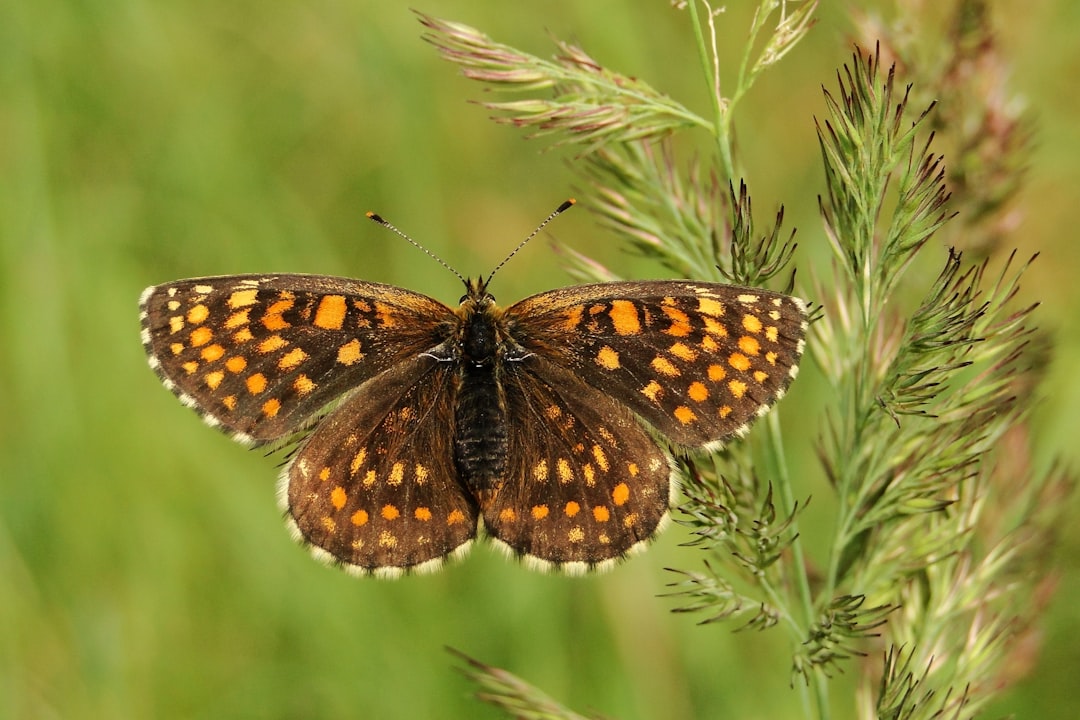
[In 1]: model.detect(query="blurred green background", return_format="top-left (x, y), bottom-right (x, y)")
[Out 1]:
top-left (3, 1), bottom-right (1079, 718)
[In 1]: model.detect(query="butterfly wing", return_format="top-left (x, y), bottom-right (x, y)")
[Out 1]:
top-left (139, 274), bottom-right (454, 445)
top-left (482, 356), bottom-right (674, 571)
top-left (504, 280), bottom-right (808, 450)
top-left (282, 355), bottom-right (478, 577)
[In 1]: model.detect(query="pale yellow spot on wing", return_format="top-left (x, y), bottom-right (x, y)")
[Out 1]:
top-left (651, 356), bottom-right (680, 377)
top-left (641, 380), bottom-right (663, 402)
top-left (568, 527), bottom-right (585, 543)
top-left (592, 445), bottom-right (609, 472)
top-left (204, 370), bottom-right (224, 390)
top-left (169, 316), bottom-right (185, 334)
top-left (754, 370), bottom-right (769, 383)
top-left (698, 297), bottom-right (726, 317)
top-left (293, 374), bottom-right (316, 395)
top-left (227, 288), bottom-right (258, 309)
top-left (766, 326), bottom-right (779, 342)
top-left (350, 448), bottom-right (367, 474)
top-left (279, 347), bottom-right (308, 369)
top-left (533, 459), bottom-right (548, 481)
top-left (729, 380), bottom-right (748, 399)
top-left (737, 294), bottom-right (759, 304)
top-left (388, 462), bottom-right (404, 487)
top-left (415, 463), bottom-right (429, 484)
top-left (258, 335), bottom-right (287, 354)
top-left (225, 309), bottom-right (250, 329)
top-left (557, 458), bottom-right (573, 484)
top-left (766, 351), bottom-right (778, 365)
top-left (669, 342), bottom-right (697, 361)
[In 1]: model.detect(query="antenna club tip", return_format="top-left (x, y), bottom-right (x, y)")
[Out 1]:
top-left (366, 211), bottom-right (385, 224)
top-left (559, 198), bottom-right (577, 212)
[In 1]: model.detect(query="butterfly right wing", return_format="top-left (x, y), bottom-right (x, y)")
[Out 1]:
top-left (139, 274), bottom-right (454, 445)
top-left (282, 354), bottom-right (479, 577)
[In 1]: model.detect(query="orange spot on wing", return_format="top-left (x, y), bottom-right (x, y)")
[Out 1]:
top-left (592, 506), bottom-right (610, 522)
top-left (351, 509), bottom-right (369, 526)
top-left (728, 380), bottom-right (748, 398)
top-left (189, 326), bottom-right (213, 347)
top-left (609, 300), bottom-right (641, 335)
top-left (337, 339), bottom-right (363, 365)
top-left (596, 345), bottom-right (620, 370)
top-left (261, 398), bottom-right (281, 418)
top-left (246, 373), bottom-right (267, 394)
top-left (612, 483), bottom-right (630, 505)
top-left (531, 505), bottom-right (549, 519)
top-left (415, 507), bottom-right (433, 521)
top-left (447, 509), bottom-right (466, 525)
top-left (330, 486), bottom-right (347, 510)
top-left (728, 353), bottom-right (751, 371)
top-left (313, 295), bottom-right (347, 330)
top-left (564, 501), bottom-right (581, 517)
top-left (227, 288), bottom-right (258, 309)
top-left (738, 336), bottom-right (760, 355)
top-left (674, 405), bottom-right (697, 424)
top-left (742, 313), bottom-right (763, 333)
top-left (381, 504), bottom-right (400, 521)
top-left (688, 381), bottom-right (709, 402)
top-left (186, 304), bottom-right (209, 324)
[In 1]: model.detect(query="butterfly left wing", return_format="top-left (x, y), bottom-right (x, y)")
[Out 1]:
top-left (282, 355), bottom-right (479, 577)
top-left (139, 274), bottom-right (453, 445)
top-left (504, 280), bottom-right (808, 450)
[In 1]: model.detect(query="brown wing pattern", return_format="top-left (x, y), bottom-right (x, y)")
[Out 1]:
top-left (505, 280), bottom-right (808, 450)
top-left (483, 357), bottom-right (674, 572)
top-left (282, 355), bottom-right (478, 576)
top-left (139, 274), bottom-right (453, 444)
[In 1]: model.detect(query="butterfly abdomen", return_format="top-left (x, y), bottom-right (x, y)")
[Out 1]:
top-left (454, 363), bottom-right (509, 497)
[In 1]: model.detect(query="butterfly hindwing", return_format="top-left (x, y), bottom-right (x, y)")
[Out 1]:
top-left (483, 357), bottom-right (674, 571)
top-left (282, 355), bottom-right (478, 576)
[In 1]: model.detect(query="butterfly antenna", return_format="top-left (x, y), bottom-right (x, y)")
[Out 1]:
top-left (366, 211), bottom-right (467, 285)
top-left (485, 198), bottom-right (576, 286)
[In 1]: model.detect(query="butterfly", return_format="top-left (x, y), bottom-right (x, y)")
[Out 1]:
top-left (139, 201), bottom-right (808, 577)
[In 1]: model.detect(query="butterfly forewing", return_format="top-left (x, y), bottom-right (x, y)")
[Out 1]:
top-left (139, 275), bottom-right (454, 443)
top-left (283, 356), bottom-right (478, 576)
top-left (484, 357), bottom-right (674, 571)
top-left (506, 281), bottom-right (808, 449)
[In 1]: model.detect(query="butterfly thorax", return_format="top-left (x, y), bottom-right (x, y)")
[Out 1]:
top-left (452, 279), bottom-right (517, 501)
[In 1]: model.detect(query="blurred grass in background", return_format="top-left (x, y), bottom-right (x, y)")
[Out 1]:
top-left (2, 1), bottom-right (1078, 718)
